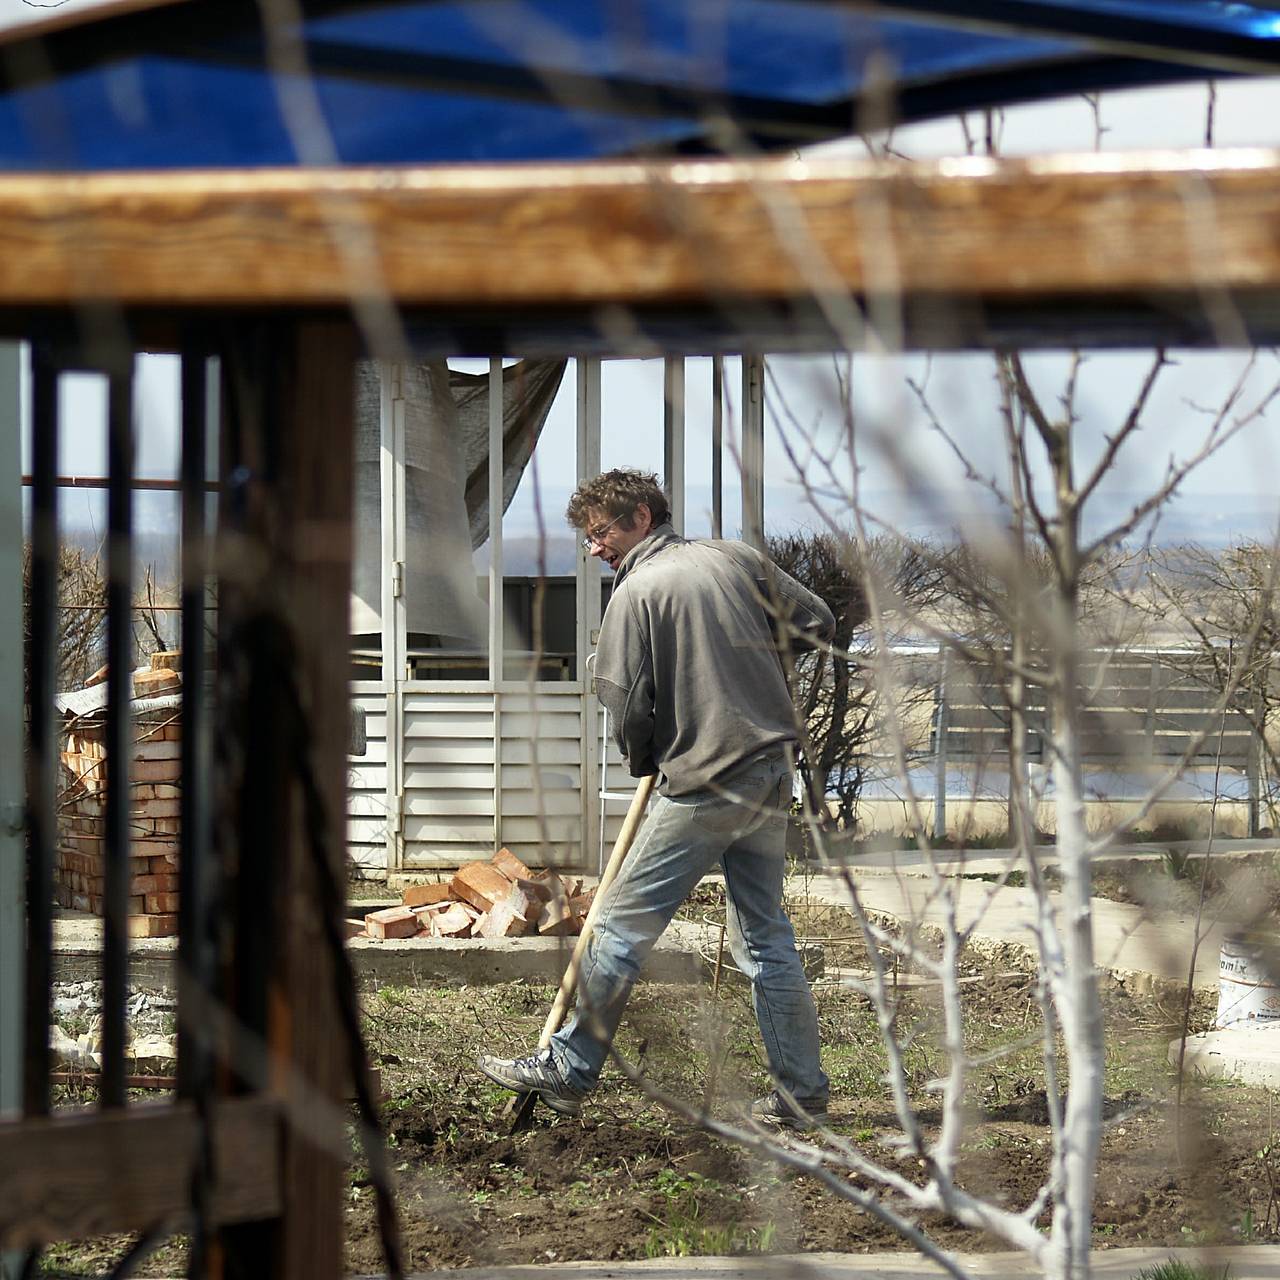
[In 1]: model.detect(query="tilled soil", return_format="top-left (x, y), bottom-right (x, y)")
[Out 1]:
top-left (340, 969), bottom-right (1280, 1273)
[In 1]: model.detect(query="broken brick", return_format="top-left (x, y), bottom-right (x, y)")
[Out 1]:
top-left (450, 862), bottom-right (512, 914)
top-left (133, 668), bottom-right (181, 698)
top-left (402, 882), bottom-right (453, 908)
top-left (364, 906), bottom-right (420, 940)
top-left (491, 846), bottom-right (534, 883)
top-left (430, 903), bottom-right (474, 938)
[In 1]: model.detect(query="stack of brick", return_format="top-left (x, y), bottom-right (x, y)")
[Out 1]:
top-left (358, 847), bottom-right (595, 941)
top-left (55, 652), bottom-right (183, 938)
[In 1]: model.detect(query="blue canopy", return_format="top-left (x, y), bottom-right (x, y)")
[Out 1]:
top-left (1, 0), bottom-right (1278, 170)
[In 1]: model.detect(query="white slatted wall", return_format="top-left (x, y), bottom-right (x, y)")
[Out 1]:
top-left (348, 688), bottom-right (390, 875)
top-left (401, 690), bottom-right (497, 867)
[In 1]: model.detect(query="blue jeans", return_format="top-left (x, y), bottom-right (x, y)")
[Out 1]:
top-left (550, 748), bottom-right (829, 1104)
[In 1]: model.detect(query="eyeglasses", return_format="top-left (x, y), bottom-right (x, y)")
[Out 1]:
top-left (582, 512), bottom-right (626, 550)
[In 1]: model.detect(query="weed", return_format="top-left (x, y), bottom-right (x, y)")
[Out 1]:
top-left (1132, 1260), bottom-right (1229, 1280)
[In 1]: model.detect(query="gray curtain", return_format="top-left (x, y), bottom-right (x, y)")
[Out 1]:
top-left (351, 359), bottom-right (567, 644)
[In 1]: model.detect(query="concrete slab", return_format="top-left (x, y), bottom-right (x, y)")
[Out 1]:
top-left (837, 837), bottom-right (1278, 880)
top-left (398, 1245), bottom-right (1280, 1280)
top-left (796, 873), bottom-right (1226, 995)
top-left (50, 909), bottom-right (706, 990)
top-left (1173, 1024), bottom-right (1280, 1087)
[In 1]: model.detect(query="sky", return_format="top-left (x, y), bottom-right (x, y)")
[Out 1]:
top-left (6, 1), bottom-right (1280, 557)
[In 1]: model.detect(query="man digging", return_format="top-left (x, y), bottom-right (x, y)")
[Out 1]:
top-left (478, 468), bottom-right (833, 1129)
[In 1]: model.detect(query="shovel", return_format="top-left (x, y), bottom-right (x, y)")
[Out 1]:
top-left (508, 772), bottom-right (656, 1130)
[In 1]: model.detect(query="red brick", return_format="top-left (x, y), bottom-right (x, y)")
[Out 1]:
top-left (132, 873), bottom-right (180, 895)
top-left (133, 668), bottom-right (180, 698)
top-left (429, 903), bottom-right (474, 938)
top-left (364, 906), bottom-right (419, 940)
top-left (450, 862), bottom-right (512, 913)
top-left (477, 894), bottom-right (530, 938)
top-left (127, 914), bottom-right (178, 938)
top-left (402, 882), bottom-right (453, 908)
top-left (144, 892), bottom-right (180, 914)
top-left (131, 797), bottom-right (181, 819)
top-left (134, 759), bottom-right (181, 784)
top-left (491, 846), bottom-right (534, 882)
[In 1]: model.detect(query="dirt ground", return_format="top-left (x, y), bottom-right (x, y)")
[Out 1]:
top-left (340, 970), bottom-right (1277, 1273)
top-left (35, 879), bottom-right (1280, 1276)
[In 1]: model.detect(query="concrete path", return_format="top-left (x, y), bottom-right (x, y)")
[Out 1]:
top-left (49, 907), bottom-right (705, 990)
top-left (400, 1245), bottom-right (1280, 1280)
top-left (796, 872), bottom-right (1227, 994)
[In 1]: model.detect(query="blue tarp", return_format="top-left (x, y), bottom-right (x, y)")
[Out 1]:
top-left (1, 0), bottom-right (1278, 170)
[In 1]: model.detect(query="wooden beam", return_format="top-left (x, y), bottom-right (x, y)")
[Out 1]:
top-left (216, 319), bottom-right (355, 1280)
top-left (0, 1096), bottom-right (282, 1249)
top-left (1, 151), bottom-right (1280, 312)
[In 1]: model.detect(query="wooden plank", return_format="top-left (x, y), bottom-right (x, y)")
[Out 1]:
top-left (403, 715), bottom-right (495, 738)
top-left (403, 692), bottom-right (496, 714)
top-left (401, 763), bottom-right (496, 790)
top-left (0, 1096), bottom-right (281, 1249)
top-left (3, 153), bottom-right (1280, 309)
top-left (403, 740), bottom-right (495, 765)
top-left (499, 739), bottom-right (580, 766)
top-left (498, 793), bottom-right (583, 818)
top-left (499, 712), bottom-right (582, 739)
top-left (403, 815), bottom-right (493, 844)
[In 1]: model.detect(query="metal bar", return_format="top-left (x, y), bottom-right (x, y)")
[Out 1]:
top-left (24, 345), bottom-right (58, 1119)
top-left (20, 476), bottom-right (216, 491)
top-left (0, 342), bottom-right (23, 1132)
top-left (177, 344), bottom-right (212, 1091)
top-left (101, 359), bottom-right (135, 1110)
top-left (574, 359), bottom-right (603, 872)
top-left (711, 357), bottom-right (723, 540)
top-left (378, 363), bottom-right (403, 874)
top-left (176, 341), bottom-right (216, 1280)
top-left (740, 354), bottom-right (765, 551)
top-left (662, 357), bottom-right (685, 535)
top-left (488, 358), bottom-right (504, 850)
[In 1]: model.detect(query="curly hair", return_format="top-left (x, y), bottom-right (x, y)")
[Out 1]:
top-left (565, 468), bottom-right (671, 531)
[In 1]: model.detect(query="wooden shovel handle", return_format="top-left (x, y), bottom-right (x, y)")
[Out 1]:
top-left (536, 773), bottom-right (656, 1050)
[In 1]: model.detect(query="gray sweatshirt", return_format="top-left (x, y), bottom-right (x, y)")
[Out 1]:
top-left (593, 523), bottom-right (835, 796)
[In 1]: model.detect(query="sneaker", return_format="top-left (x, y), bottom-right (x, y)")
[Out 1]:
top-left (751, 1091), bottom-right (829, 1131)
top-left (476, 1049), bottom-right (585, 1116)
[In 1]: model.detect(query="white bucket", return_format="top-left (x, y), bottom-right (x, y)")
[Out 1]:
top-left (1215, 934), bottom-right (1280, 1029)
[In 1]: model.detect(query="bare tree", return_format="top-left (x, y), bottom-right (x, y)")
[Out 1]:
top-left (767, 530), bottom-right (944, 832)
top-left (637, 329), bottom-right (1280, 1280)
top-left (22, 542), bottom-right (107, 698)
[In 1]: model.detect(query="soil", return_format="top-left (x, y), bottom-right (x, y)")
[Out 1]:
top-left (339, 973), bottom-right (1279, 1274)
top-left (34, 883), bottom-right (1280, 1276)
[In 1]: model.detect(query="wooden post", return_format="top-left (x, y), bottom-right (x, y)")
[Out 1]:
top-left (216, 319), bottom-right (356, 1280)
